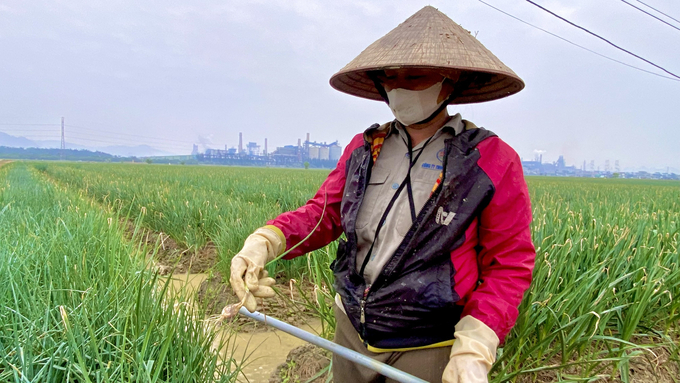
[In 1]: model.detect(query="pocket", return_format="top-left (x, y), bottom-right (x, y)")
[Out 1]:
top-left (355, 167), bottom-right (390, 230)
top-left (415, 259), bottom-right (456, 309)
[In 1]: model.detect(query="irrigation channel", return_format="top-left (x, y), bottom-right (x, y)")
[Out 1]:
top-left (166, 273), bottom-right (323, 383)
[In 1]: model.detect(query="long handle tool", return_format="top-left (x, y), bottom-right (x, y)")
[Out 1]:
top-left (238, 307), bottom-right (428, 383)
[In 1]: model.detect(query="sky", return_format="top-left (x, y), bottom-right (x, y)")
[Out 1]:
top-left (0, 0), bottom-right (678, 171)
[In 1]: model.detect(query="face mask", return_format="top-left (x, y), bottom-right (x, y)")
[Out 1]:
top-left (385, 81), bottom-right (446, 126)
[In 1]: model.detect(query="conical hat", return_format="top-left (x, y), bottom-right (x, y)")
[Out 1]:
top-left (329, 6), bottom-right (524, 104)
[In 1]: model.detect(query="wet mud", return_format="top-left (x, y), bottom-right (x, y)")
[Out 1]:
top-left (166, 273), bottom-right (325, 383)
top-left (270, 344), bottom-right (332, 383)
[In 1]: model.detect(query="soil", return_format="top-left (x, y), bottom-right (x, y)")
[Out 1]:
top-left (196, 272), bottom-right (317, 333)
top-left (123, 221), bottom-right (217, 275)
top-left (0, 160), bottom-right (11, 168)
top-left (627, 343), bottom-right (679, 383)
top-left (269, 345), bottom-right (332, 383)
top-left (514, 339), bottom-right (679, 383)
top-left (122, 221), bottom-right (320, 334)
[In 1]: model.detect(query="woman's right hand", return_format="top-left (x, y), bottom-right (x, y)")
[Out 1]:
top-left (229, 226), bottom-right (285, 312)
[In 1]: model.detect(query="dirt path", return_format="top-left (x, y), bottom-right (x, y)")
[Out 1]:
top-left (0, 160), bottom-right (12, 168)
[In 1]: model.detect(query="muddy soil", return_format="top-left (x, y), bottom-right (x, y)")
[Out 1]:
top-left (124, 221), bottom-right (217, 275)
top-left (123, 219), bottom-right (320, 334)
top-left (196, 272), bottom-right (317, 333)
top-left (269, 345), bottom-right (332, 383)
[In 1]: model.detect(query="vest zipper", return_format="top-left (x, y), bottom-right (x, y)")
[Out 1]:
top-left (360, 285), bottom-right (371, 342)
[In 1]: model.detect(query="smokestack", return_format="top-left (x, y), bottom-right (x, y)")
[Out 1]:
top-left (306, 133), bottom-right (310, 144)
top-left (264, 138), bottom-right (268, 155)
top-left (297, 138), bottom-right (302, 161)
top-left (239, 133), bottom-right (243, 154)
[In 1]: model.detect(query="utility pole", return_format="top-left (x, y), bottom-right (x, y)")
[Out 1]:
top-left (60, 117), bottom-right (65, 160)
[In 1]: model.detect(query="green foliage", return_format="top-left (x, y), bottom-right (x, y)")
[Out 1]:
top-left (304, 161), bottom-right (310, 170)
top-left (29, 163), bottom-right (680, 381)
top-left (0, 164), bottom-right (239, 382)
top-left (37, 163), bottom-right (333, 281)
top-left (33, 162), bottom-right (48, 172)
top-left (493, 177), bottom-right (680, 381)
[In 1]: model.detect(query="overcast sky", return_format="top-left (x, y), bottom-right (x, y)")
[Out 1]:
top-left (1, 0), bottom-right (678, 171)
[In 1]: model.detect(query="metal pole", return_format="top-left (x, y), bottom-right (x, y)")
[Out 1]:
top-left (60, 117), bottom-right (65, 160)
top-left (238, 307), bottom-right (428, 383)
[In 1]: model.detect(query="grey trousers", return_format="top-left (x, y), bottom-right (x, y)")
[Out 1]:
top-left (331, 305), bottom-right (451, 383)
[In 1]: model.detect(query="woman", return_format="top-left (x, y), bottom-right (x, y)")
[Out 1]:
top-left (229, 6), bottom-right (535, 383)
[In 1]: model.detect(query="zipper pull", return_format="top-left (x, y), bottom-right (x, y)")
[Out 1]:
top-left (360, 300), bottom-right (366, 323)
top-left (360, 285), bottom-right (370, 324)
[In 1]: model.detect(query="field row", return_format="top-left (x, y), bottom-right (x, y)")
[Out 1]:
top-left (4, 161), bottom-right (680, 382)
top-left (0, 163), bottom-right (239, 382)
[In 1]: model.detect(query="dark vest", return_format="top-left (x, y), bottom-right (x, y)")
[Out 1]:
top-left (332, 124), bottom-right (497, 349)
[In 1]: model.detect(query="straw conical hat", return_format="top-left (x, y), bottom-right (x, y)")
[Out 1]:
top-left (329, 6), bottom-right (524, 104)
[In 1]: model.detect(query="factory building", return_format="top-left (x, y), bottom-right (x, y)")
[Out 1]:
top-left (196, 132), bottom-right (342, 168)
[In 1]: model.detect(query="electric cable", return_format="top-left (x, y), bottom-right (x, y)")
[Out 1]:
top-left (65, 132), bottom-right (190, 151)
top-left (1, 125), bottom-right (192, 150)
top-left (0, 123), bottom-right (60, 126)
top-left (620, 0), bottom-right (680, 32)
top-left (0, 129), bottom-right (59, 133)
top-left (477, 0), bottom-right (680, 81)
top-left (65, 124), bottom-right (192, 145)
top-left (524, 0), bottom-right (680, 80)
top-left (635, 0), bottom-right (680, 24)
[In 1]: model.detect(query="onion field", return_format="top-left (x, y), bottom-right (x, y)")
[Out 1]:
top-left (1, 161), bottom-right (678, 382)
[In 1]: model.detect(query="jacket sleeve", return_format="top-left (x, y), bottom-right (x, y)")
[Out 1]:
top-left (460, 136), bottom-right (536, 342)
top-left (267, 134), bottom-right (365, 259)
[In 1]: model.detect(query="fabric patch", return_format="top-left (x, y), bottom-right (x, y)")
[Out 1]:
top-left (436, 149), bottom-right (445, 163)
top-left (421, 163), bottom-right (443, 170)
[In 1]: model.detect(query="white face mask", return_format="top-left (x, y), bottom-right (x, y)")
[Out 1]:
top-left (385, 81), bottom-right (446, 126)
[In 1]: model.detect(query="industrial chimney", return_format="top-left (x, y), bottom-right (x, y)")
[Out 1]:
top-left (239, 133), bottom-right (243, 154)
top-left (264, 138), bottom-right (268, 156)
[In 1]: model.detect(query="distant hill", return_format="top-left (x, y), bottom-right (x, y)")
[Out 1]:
top-left (0, 132), bottom-right (37, 148)
top-left (0, 132), bottom-right (178, 157)
top-left (0, 146), bottom-right (134, 162)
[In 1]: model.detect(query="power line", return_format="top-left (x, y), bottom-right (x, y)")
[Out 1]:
top-left (1, 125), bottom-right (192, 152)
top-left (0, 129), bottom-right (59, 133)
top-left (0, 125), bottom-right (190, 147)
top-left (620, 0), bottom-right (680, 32)
top-left (635, 0), bottom-right (680, 24)
top-left (525, 0), bottom-right (680, 80)
top-left (0, 123), bottom-right (59, 126)
top-left (64, 124), bottom-right (193, 145)
top-left (65, 133), bottom-right (191, 151)
top-left (65, 131), bottom-right (191, 151)
top-left (476, 0), bottom-right (680, 81)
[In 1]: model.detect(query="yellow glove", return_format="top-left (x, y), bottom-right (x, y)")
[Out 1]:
top-left (229, 226), bottom-right (285, 312)
top-left (442, 315), bottom-right (500, 383)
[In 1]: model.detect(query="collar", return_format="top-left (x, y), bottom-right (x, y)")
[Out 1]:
top-left (393, 114), bottom-right (465, 149)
